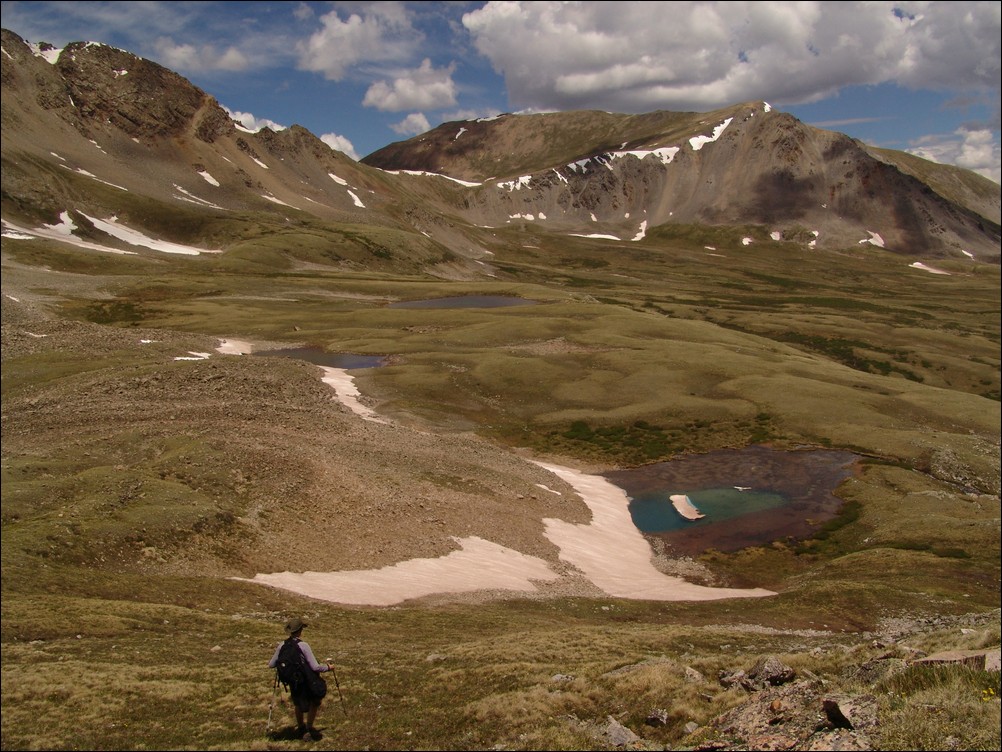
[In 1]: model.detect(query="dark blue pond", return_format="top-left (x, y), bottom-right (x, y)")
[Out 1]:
top-left (604, 445), bottom-right (858, 554)
top-left (387, 295), bottom-right (538, 309)
top-left (253, 347), bottom-right (387, 369)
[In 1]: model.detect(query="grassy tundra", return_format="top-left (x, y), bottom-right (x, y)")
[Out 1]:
top-left (2, 210), bottom-right (999, 750)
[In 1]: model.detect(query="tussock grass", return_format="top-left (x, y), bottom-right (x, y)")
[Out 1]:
top-left (3, 199), bottom-right (999, 749)
top-left (873, 665), bottom-right (1001, 751)
top-left (2, 569), bottom-right (999, 750)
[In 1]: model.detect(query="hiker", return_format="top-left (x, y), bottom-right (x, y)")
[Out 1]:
top-left (268, 617), bottom-right (333, 740)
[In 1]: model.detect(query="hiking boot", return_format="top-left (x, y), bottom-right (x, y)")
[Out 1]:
top-left (306, 727), bottom-right (322, 741)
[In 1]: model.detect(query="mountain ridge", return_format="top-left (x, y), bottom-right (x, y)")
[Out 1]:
top-left (2, 26), bottom-right (1000, 268)
top-left (365, 103), bottom-right (1001, 258)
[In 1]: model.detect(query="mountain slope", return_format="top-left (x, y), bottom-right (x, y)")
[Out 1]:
top-left (0, 28), bottom-right (382, 221)
top-left (1, 28), bottom-right (505, 279)
top-left (364, 104), bottom-right (1002, 260)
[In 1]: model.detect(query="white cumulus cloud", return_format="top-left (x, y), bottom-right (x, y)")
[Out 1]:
top-left (363, 59), bottom-right (458, 112)
top-left (154, 38), bottom-right (250, 72)
top-left (462, 1), bottom-right (1001, 113)
top-left (223, 106), bottom-right (286, 133)
top-left (391, 113), bottom-right (432, 136)
top-left (296, 2), bottom-right (421, 81)
top-left (909, 128), bottom-right (1001, 184)
top-left (321, 133), bottom-right (360, 161)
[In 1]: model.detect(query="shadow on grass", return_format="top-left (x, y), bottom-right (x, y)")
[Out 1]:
top-left (267, 724), bottom-right (325, 742)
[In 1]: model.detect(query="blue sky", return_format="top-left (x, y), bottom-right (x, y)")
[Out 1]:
top-left (2, 1), bottom-right (999, 182)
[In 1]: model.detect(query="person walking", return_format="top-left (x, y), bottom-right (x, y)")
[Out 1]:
top-left (268, 617), bottom-right (333, 741)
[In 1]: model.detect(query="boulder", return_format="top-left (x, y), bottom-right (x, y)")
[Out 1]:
top-left (742, 656), bottom-right (797, 690)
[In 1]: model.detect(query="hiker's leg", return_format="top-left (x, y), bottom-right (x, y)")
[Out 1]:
top-left (306, 701), bottom-right (320, 729)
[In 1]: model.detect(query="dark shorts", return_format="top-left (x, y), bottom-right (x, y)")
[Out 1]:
top-left (291, 683), bottom-right (324, 712)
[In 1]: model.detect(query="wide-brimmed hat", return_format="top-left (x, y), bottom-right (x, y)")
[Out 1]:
top-left (284, 617), bottom-right (307, 633)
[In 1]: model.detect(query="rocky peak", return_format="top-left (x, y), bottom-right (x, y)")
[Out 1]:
top-left (55, 40), bottom-right (221, 141)
top-left (1, 28), bottom-right (232, 143)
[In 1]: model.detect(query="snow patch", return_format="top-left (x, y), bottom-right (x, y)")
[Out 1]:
top-left (385, 169), bottom-right (481, 187)
top-left (173, 185), bottom-right (225, 210)
top-left (261, 194), bottom-right (295, 208)
top-left (79, 212), bottom-right (221, 255)
top-left (859, 231), bottom-right (885, 248)
top-left (347, 190), bottom-right (366, 208)
top-left (689, 118), bottom-right (732, 151)
top-left (607, 146), bottom-right (680, 165)
top-left (909, 262), bottom-right (951, 275)
top-left (198, 171), bottom-right (219, 187)
top-left (1, 214), bottom-right (135, 255)
top-left (31, 43), bottom-right (62, 64)
top-left (60, 165), bottom-right (126, 191)
top-left (499, 175), bottom-right (532, 191)
top-left (8, 210), bottom-right (218, 256)
top-left (44, 211), bottom-right (77, 235)
top-left (1, 223), bottom-right (37, 240)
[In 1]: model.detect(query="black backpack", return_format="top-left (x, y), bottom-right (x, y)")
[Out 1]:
top-left (275, 637), bottom-right (327, 699)
top-left (275, 637), bottom-right (308, 693)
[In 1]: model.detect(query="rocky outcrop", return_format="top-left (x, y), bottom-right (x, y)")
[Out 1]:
top-left (719, 655), bottom-right (798, 692)
top-left (691, 681), bottom-right (880, 751)
top-left (546, 627), bottom-right (1000, 751)
top-left (914, 648), bottom-right (1001, 672)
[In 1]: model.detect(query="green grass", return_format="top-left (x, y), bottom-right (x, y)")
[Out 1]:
top-left (874, 665), bottom-right (1001, 751)
top-left (2, 197), bottom-right (999, 749)
top-left (2, 585), bottom-right (997, 750)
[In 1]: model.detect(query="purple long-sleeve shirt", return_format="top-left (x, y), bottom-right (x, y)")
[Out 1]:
top-left (268, 638), bottom-right (330, 672)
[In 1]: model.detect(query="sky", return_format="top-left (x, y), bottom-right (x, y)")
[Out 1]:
top-left (1, 1), bottom-right (999, 183)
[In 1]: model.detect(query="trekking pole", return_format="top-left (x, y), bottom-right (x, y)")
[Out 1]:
top-left (266, 672), bottom-right (279, 734)
top-left (328, 661), bottom-right (348, 717)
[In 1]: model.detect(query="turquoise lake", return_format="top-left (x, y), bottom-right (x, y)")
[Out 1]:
top-left (604, 445), bottom-right (858, 554)
top-left (628, 487), bottom-right (789, 533)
